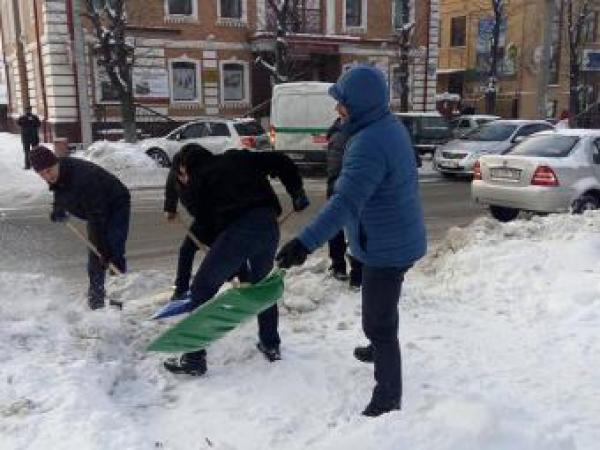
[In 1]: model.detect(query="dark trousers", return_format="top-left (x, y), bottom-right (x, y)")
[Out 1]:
top-left (361, 265), bottom-right (409, 406)
top-left (328, 231), bottom-right (363, 283)
top-left (174, 221), bottom-right (211, 295)
top-left (188, 208), bottom-right (280, 350)
top-left (87, 203), bottom-right (130, 301)
top-left (22, 136), bottom-right (39, 169)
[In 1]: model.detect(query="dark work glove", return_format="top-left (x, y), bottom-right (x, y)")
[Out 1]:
top-left (276, 238), bottom-right (309, 269)
top-left (292, 188), bottom-right (310, 212)
top-left (50, 209), bottom-right (69, 223)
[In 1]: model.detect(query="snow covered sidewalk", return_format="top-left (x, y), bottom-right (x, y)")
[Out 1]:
top-left (1, 212), bottom-right (599, 449)
top-left (0, 133), bottom-right (167, 208)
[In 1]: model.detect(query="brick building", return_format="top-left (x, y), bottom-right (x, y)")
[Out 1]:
top-left (1, 0), bottom-right (440, 143)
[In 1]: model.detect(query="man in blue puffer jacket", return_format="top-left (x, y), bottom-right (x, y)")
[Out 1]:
top-left (276, 65), bottom-right (427, 417)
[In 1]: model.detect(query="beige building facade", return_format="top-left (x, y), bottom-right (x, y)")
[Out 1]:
top-left (1, 0), bottom-right (440, 143)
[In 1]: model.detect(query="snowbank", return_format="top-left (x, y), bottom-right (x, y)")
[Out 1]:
top-left (2, 212), bottom-right (599, 449)
top-left (0, 133), bottom-right (167, 207)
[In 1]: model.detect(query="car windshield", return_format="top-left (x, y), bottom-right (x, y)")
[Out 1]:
top-left (508, 135), bottom-right (579, 157)
top-left (461, 122), bottom-right (517, 141)
top-left (234, 121), bottom-right (265, 136)
top-left (420, 117), bottom-right (448, 130)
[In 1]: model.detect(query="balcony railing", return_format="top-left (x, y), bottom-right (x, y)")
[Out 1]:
top-left (265, 1), bottom-right (323, 35)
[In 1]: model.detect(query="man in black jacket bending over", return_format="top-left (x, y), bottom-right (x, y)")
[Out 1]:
top-left (163, 144), bottom-right (309, 376)
top-left (29, 146), bottom-right (131, 310)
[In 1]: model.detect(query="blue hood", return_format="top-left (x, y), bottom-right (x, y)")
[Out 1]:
top-left (328, 65), bottom-right (390, 135)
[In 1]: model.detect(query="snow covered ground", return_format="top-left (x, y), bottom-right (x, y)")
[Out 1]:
top-left (1, 212), bottom-right (599, 449)
top-left (0, 133), bottom-right (167, 207)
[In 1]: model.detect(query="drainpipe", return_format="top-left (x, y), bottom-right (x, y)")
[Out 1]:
top-left (32, 0), bottom-right (50, 142)
top-left (422, 0), bottom-right (432, 112)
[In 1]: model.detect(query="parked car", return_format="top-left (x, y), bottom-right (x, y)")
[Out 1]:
top-left (449, 114), bottom-right (500, 138)
top-left (394, 112), bottom-right (453, 157)
top-left (434, 119), bottom-right (555, 176)
top-left (472, 129), bottom-right (600, 222)
top-left (269, 81), bottom-right (338, 171)
top-left (139, 117), bottom-right (270, 167)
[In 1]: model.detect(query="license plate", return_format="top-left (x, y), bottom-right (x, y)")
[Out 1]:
top-left (287, 153), bottom-right (305, 161)
top-left (440, 161), bottom-right (459, 168)
top-left (490, 168), bottom-right (521, 180)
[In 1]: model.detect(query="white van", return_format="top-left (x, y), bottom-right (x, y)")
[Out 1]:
top-left (270, 82), bottom-right (338, 170)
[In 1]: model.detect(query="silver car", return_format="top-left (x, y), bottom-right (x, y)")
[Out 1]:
top-left (434, 119), bottom-right (555, 176)
top-left (472, 129), bottom-right (600, 222)
top-left (449, 114), bottom-right (500, 138)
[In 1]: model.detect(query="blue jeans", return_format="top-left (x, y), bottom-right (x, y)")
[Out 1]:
top-left (362, 265), bottom-right (409, 406)
top-left (87, 203), bottom-right (130, 301)
top-left (189, 207), bottom-right (280, 347)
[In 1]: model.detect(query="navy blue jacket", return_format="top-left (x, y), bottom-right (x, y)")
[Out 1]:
top-left (298, 65), bottom-right (427, 268)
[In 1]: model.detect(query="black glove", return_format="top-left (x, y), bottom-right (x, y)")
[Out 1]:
top-left (292, 188), bottom-right (310, 212)
top-left (50, 209), bottom-right (69, 223)
top-left (276, 238), bottom-right (309, 269)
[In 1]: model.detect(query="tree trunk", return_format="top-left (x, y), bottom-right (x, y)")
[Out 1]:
top-left (121, 92), bottom-right (136, 143)
top-left (569, 62), bottom-right (580, 127)
top-left (399, 0), bottom-right (411, 112)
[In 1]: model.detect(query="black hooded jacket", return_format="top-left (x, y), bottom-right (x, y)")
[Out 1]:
top-left (50, 157), bottom-right (130, 256)
top-left (182, 149), bottom-right (303, 235)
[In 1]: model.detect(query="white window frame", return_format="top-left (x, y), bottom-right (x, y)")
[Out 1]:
top-left (164, 0), bottom-right (198, 21)
top-left (169, 57), bottom-right (202, 105)
top-left (219, 59), bottom-right (250, 105)
top-left (343, 0), bottom-right (367, 32)
top-left (217, 0), bottom-right (247, 24)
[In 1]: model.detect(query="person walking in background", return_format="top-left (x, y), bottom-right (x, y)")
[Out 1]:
top-left (17, 106), bottom-right (41, 170)
top-left (276, 65), bottom-right (427, 417)
top-left (29, 145), bottom-right (131, 310)
top-left (326, 117), bottom-right (362, 289)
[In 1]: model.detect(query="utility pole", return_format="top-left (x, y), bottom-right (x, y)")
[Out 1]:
top-left (537, 0), bottom-right (556, 119)
top-left (72, 0), bottom-right (93, 145)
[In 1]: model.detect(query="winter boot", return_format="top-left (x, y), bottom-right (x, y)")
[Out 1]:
top-left (361, 399), bottom-right (400, 417)
top-left (87, 295), bottom-right (105, 310)
top-left (257, 342), bottom-right (281, 362)
top-left (163, 350), bottom-right (207, 376)
top-left (329, 266), bottom-right (349, 282)
top-left (353, 344), bottom-right (374, 363)
top-left (170, 289), bottom-right (189, 302)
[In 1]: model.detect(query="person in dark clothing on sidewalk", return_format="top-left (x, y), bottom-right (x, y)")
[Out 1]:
top-left (29, 146), bottom-right (131, 310)
top-left (276, 65), bottom-right (427, 417)
top-left (17, 106), bottom-right (41, 170)
top-left (326, 117), bottom-right (362, 289)
top-left (163, 146), bottom-right (309, 376)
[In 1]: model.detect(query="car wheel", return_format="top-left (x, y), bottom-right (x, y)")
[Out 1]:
top-left (441, 172), bottom-right (455, 179)
top-left (146, 148), bottom-right (171, 168)
top-left (490, 205), bottom-right (520, 222)
top-left (572, 194), bottom-right (599, 214)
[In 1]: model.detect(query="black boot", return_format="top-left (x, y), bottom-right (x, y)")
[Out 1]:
top-left (257, 342), bottom-right (281, 362)
top-left (88, 295), bottom-right (105, 310)
top-left (163, 350), bottom-right (207, 376)
top-left (353, 344), bottom-right (374, 363)
top-left (361, 399), bottom-right (400, 417)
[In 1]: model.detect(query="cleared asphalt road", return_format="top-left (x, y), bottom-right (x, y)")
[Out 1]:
top-left (0, 177), bottom-right (484, 280)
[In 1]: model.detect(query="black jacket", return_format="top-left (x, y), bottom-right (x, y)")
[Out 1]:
top-left (185, 150), bottom-right (303, 235)
top-left (326, 118), bottom-right (350, 196)
top-left (50, 157), bottom-right (130, 256)
top-left (17, 113), bottom-right (41, 142)
top-left (164, 151), bottom-right (197, 215)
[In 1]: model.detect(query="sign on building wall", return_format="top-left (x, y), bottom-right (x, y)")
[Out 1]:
top-left (582, 49), bottom-right (600, 72)
top-left (133, 68), bottom-right (169, 98)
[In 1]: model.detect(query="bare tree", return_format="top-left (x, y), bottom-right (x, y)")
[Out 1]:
top-left (394, 0), bottom-right (414, 112)
top-left (484, 0), bottom-right (506, 114)
top-left (565, 0), bottom-right (599, 126)
top-left (84, 0), bottom-right (136, 143)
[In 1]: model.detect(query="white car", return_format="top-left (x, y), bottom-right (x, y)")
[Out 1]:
top-left (139, 117), bottom-right (270, 167)
top-left (449, 114), bottom-right (500, 138)
top-left (472, 129), bottom-right (600, 222)
top-left (434, 119), bottom-right (555, 176)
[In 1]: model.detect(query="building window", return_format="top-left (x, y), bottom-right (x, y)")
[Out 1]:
top-left (170, 60), bottom-right (200, 103)
top-left (346, 0), bottom-right (362, 27)
top-left (220, 0), bottom-right (242, 19)
top-left (393, 0), bottom-right (407, 31)
top-left (166, 0), bottom-right (193, 16)
top-left (583, 11), bottom-right (598, 43)
top-left (450, 16), bottom-right (467, 47)
top-left (221, 62), bottom-right (247, 103)
top-left (95, 64), bottom-right (121, 104)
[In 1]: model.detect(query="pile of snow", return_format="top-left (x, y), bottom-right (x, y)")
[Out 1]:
top-left (2, 212), bottom-right (600, 449)
top-left (81, 141), bottom-right (167, 189)
top-left (0, 133), bottom-right (167, 207)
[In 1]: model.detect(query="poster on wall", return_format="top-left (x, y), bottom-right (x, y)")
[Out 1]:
top-left (133, 68), bottom-right (169, 98)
